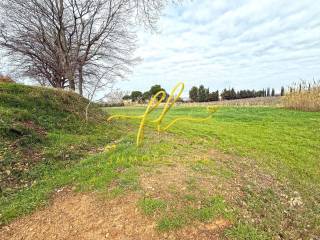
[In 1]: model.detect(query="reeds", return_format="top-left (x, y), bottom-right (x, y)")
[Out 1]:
top-left (283, 80), bottom-right (320, 111)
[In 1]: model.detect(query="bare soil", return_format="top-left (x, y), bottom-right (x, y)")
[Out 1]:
top-left (0, 161), bottom-right (231, 240)
top-left (0, 189), bottom-right (157, 240)
top-left (0, 146), bottom-right (294, 239)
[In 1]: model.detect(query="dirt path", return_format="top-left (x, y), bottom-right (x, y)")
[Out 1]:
top-left (1, 189), bottom-right (159, 240)
top-left (1, 145), bottom-right (293, 240)
top-left (0, 163), bottom-right (230, 240)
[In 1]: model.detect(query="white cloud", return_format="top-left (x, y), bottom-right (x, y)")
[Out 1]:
top-left (116, 0), bottom-right (320, 95)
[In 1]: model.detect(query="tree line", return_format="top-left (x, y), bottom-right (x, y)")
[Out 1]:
top-left (220, 88), bottom-right (275, 100)
top-left (123, 85), bottom-right (170, 103)
top-left (189, 85), bottom-right (219, 102)
top-left (190, 85), bottom-right (286, 102)
top-left (123, 84), bottom-right (286, 103)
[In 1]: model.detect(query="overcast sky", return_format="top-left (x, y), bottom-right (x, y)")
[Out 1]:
top-left (115, 0), bottom-right (320, 96)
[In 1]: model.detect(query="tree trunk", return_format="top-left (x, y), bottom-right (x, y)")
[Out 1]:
top-left (66, 69), bottom-right (76, 91)
top-left (78, 66), bottom-right (83, 96)
top-left (69, 75), bottom-right (76, 91)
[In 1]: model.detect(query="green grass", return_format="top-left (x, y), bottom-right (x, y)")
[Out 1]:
top-left (157, 214), bottom-right (189, 231)
top-left (1, 84), bottom-right (319, 239)
top-left (0, 83), bottom-right (118, 195)
top-left (0, 83), bottom-right (124, 223)
top-left (107, 106), bottom-right (320, 193)
top-left (0, 134), bottom-right (166, 224)
top-left (107, 105), bottom-right (320, 238)
top-left (138, 198), bottom-right (167, 216)
top-left (157, 196), bottom-right (231, 231)
top-left (225, 223), bottom-right (270, 240)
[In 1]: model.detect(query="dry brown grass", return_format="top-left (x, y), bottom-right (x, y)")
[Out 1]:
top-left (0, 75), bottom-right (15, 83)
top-left (181, 97), bottom-right (282, 107)
top-left (283, 81), bottom-right (320, 112)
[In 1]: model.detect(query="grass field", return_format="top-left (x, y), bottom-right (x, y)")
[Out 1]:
top-left (105, 106), bottom-right (320, 238)
top-left (1, 85), bottom-right (319, 239)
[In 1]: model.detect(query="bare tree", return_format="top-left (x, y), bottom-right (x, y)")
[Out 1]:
top-left (0, 0), bottom-right (171, 95)
top-left (69, 0), bottom-right (137, 95)
top-left (85, 71), bottom-right (113, 121)
top-left (104, 88), bottom-right (127, 104)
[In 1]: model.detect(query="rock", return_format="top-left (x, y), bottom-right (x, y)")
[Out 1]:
top-left (289, 196), bottom-right (303, 207)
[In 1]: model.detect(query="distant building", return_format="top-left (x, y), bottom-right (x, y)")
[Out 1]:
top-left (123, 99), bottom-right (133, 105)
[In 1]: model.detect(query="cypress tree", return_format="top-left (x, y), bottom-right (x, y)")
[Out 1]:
top-left (198, 85), bottom-right (207, 102)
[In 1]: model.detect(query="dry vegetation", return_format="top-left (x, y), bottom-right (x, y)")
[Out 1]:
top-left (283, 80), bottom-right (320, 111)
top-left (181, 97), bottom-right (282, 107)
top-left (0, 76), bottom-right (14, 83)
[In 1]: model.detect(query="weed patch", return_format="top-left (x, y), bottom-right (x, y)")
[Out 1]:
top-left (157, 196), bottom-right (231, 231)
top-left (225, 222), bottom-right (271, 240)
top-left (138, 198), bottom-right (167, 216)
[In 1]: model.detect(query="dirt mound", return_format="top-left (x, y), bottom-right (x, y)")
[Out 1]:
top-left (0, 82), bottom-right (105, 193)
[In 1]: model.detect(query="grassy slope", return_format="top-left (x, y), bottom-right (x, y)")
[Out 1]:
top-left (0, 83), bottom-right (124, 223)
